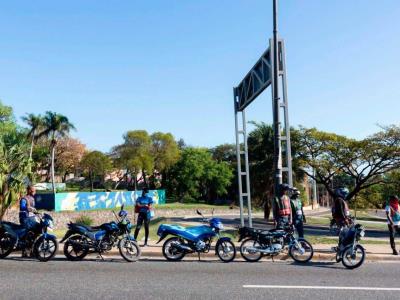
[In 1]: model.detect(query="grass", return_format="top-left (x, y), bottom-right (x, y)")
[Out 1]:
top-left (306, 216), bottom-right (388, 231)
top-left (306, 235), bottom-right (388, 245)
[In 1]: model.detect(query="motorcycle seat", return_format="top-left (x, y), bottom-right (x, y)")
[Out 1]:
top-left (71, 223), bottom-right (102, 232)
top-left (1, 221), bottom-right (25, 230)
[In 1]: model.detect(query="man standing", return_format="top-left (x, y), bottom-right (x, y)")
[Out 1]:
top-left (332, 187), bottom-right (350, 227)
top-left (290, 188), bottom-right (306, 239)
top-left (386, 195), bottom-right (400, 255)
top-left (19, 185), bottom-right (37, 229)
top-left (134, 188), bottom-right (154, 247)
top-left (273, 184), bottom-right (292, 229)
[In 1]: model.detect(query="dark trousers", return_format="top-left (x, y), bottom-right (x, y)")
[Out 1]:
top-left (134, 212), bottom-right (150, 244)
top-left (276, 216), bottom-right (289, 229)
top-left (388, 224), bottom-right (400, 250)
top-left (294, 219), bottom-right (304, 239)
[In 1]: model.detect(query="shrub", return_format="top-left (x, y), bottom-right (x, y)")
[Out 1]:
top-left (74, 215), bottom-right (93, 226)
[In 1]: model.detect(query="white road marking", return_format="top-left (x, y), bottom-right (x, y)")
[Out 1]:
top-left (243, 285), bottom-right (400, 291)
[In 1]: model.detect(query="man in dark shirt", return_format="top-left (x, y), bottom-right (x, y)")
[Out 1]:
top-left (134, 188), bottom-right (154, 246)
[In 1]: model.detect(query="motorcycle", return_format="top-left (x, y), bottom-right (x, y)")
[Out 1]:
top-left (334, 221), bottom-right (366, 269)
top-left (156, 210), bottom-right (236, 262)
top-left (238, 225), bottom-right (313, 263)
top-left (330, 217), bottom-right (354, 236)
top-left (60, 204), bottom-right (141, 262)
top-left (0, 213), bottom-right (58, 262)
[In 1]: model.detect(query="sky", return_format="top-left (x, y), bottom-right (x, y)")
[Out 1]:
top-left (1, 0), bottom-right (399, 152)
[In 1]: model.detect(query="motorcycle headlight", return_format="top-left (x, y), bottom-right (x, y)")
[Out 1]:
top-left (216, 223), bottom-right (224, 230)
top-left (47, 220), bottom-right (54, 230)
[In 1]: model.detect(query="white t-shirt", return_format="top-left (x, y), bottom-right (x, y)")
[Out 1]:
top-left (385, 205), bottom-right (400, 226)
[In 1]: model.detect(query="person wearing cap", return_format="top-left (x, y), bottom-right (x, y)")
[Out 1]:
top-left (273, 184), bottom-right (292, 229)
top-left (290, 187), bottom-right (306, 239)
top-left (386, 195), bottom-right (400, 255)
top-left (134, 188), bottom-right (154, 247)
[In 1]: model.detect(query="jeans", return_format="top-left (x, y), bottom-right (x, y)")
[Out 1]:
top-left (388, 224), bottom-right (400, 250)
top-left (276, 216), bottom-right (289, 229)
top-left (134, 212), bottom-right (150, 244)
top-left (294, 219), bottom-right (304, 239)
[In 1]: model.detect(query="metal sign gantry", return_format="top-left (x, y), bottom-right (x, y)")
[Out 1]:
top-left (233, 0), bottom-right (293, 227)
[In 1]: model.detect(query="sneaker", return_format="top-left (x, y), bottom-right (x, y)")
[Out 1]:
top-left (392, 249), bottom-right (399, 255)
top-left (142, 243), bottom-right (148, 247)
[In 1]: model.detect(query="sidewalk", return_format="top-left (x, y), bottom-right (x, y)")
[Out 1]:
top-left (55, 241), bottom-right (400, 262)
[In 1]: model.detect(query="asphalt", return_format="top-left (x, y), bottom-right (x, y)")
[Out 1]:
top-left (0, 256), bottom-right (399, 300)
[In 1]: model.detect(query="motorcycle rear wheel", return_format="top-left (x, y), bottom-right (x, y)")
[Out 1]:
top-left (342, 244), bottom-right (365, 269)
top-left (34, 236), bottom-right (58, 262)
top-left (240, 238), bottom-right (263, 262)
top-left (118, 238), bottom-right (141, 262)
top-left (162, 237), bottom-right (186, 261)
top-left (64, 235), bottom-right (89, 261)
top-left (0, 233), bottom-right (15, 259)
top-left (289, 239), bottom-right (313, 263)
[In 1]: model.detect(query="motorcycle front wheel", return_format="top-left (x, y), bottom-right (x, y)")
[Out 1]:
top-left (240, 238), bottom-right (262, 262)
top-left (0, 233), bottom-right (15, 259)
top-left (118, 238), bottom-right (141, 262)
top-left (64, 235), bottom-right (89, 261)
top-left (34, 236), bottom-right (58, 262)
top-left (342, 244), bottom-right (365, 269)
top-left (162, 237), bottom-right (186, 261)
top-left (216, 240), bottom-right (236, 263)
top-left (289, 239), bottom-right (313, 263)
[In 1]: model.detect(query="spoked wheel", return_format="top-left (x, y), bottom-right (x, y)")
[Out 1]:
top-left (0, 233), bottom-right (16, 259)
top-left (64, 235), bottom-right (89, 261)
top-left (34, 236), bottom-right (58, 262)
top-left (342, 245), bottom-right (365, 269)
top-left (162, 237), bottom-right (186, 261)
top-left (289, 239), bottom-right (314, 263)
top-left (216, 240), bottom-right (236, 263)
top-left (118, 238), bottom-right (141, 262)
top-left (240, 238), bottom-right (262, 262)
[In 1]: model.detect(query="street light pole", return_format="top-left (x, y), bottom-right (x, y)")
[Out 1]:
top-left (272, 0), bottom-right (282, 199)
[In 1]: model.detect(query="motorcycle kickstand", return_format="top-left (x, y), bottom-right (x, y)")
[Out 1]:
top-left (198, 252), bottom-right (201, 261)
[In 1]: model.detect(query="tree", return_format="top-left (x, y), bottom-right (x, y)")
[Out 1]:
top-left (21, 113), bottom-right (44, 159)
top-left (150, 132), bottom-right (180, 188)
top-left (38, 112), bottom-right (75, 194)
top-left (55, 137), bottom-right (86, 182)
top-left (112, 130), bottom-right (154, 189)
top-left (80, 151), bottom-right (112, 192)
top-left (297, 126), bottom-right (400, 201)
top-left (0, 101), bottom-right (31, 220)
top-left (167, 147), bottom-right (233, 203)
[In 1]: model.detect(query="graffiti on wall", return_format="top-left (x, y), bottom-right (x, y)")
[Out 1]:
top-left (55, 190), bottom-right (166, 212)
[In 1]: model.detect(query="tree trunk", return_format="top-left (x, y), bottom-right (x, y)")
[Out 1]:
top-left (89, 171), bottom-right (93, 192)
top-left (29, 132), bottom-right (35, 160)
top-left (51, 144), bottom-right (56, 194)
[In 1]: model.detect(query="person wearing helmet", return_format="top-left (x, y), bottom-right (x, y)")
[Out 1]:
top-left (134, 188), bottom-right (154, 247)
top-left (332, 187), bottom-right (350, 227)
top-left (273, 184), bottom-right (292, 229)
top-left (385, 195), bottom-right (400, 255)
top-left (290, 187), bottom-right (306, 239)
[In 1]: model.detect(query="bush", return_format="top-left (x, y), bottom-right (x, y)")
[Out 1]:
top-left (74, 215), bottom-right (93, 226)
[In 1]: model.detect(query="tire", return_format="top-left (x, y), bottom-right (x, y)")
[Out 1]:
top-left (118, 238), bottom-right (141, 262)
top-left (240, 238), bottom-right (263, 262)
top-left (342, 245), bottom-right (365, 269)
top-left (216, 240), bottom-right (236, 263)
top-left (162, 237), bottom-right (186, 261)
top-left (289, 239), bottom-right (314, 263)
top-left (34, 236), bottom-right (58, 262)
top-left (64, 235), bottom-right (89, 261)
top-left (0, 233), bottom-right (15, 259)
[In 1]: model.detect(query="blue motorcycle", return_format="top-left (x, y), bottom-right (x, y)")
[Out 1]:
top-left (157, 210), bottom-right (236, 262)
top-left (0, 213), bottom-right (58, 262)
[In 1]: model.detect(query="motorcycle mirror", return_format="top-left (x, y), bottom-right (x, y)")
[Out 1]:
top-left (196, 210), bottom-right (202, 216)
top-left (121, 204), bottom-right (125, 211)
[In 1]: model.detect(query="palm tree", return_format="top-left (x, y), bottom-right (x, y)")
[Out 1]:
top-left (38, 112), bottom-right (75, 194)
top-left (21, 113), bottom-right (43, 159)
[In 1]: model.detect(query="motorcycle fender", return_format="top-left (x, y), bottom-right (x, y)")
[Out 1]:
top-left (59, 229), bottom-right (74, 243)
top-left (41, 232), bottom-right (57, 240)
top-left (215, 237), bottom-right (232, 255)
top-left (156, 232), bottom-right (169, 244)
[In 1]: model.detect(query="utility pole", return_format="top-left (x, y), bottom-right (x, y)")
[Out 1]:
top-left (272, 0), bottom-right (282, 198)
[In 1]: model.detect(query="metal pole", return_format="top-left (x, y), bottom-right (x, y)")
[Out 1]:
top-left (312, 168), bottom-right (318, 209)
top-left (242, 110), bottom-right (253, 227)
top-left (272, 0), bottom-right (282, 198)
top-left (234, 89), bottom-right (245, 227)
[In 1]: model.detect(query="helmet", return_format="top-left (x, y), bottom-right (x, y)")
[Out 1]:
top-left (334, 187), bottom-right (349, 199)
top-left (291, 187), bottom-right (301, 197)
top-left (118, 210), bottom-right (128, 218)
top-left (279, 184), bottom-right (291, 193)
top-left (389, 195), bottom-right (399, 201)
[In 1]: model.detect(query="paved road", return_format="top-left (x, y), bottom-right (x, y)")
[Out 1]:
top-left (1, 256), bottom-right (399, 300)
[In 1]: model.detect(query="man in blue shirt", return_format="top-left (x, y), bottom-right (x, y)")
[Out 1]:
top-left (134, 188), bottom-right (154, 246)
top-left (19, 185), bottom-right (38, 257)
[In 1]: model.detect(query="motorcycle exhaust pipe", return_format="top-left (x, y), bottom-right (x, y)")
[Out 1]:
top-left (172, 243), bottom-right (192, 252)
top-left (246, 246), bottom-right (278, 255)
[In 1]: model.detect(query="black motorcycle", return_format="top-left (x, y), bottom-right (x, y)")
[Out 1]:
top-left (238, 225), bottom-right (313, 263)
top-left (60, 205), bottom-right (141, 262)
top-left (0, 213), bottom-right (58, 262)
top-left (334, 222), bottom-right (366, 269)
